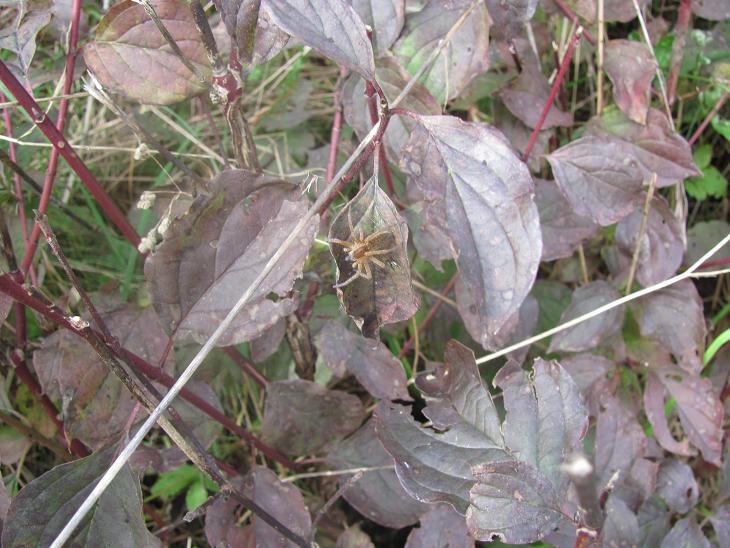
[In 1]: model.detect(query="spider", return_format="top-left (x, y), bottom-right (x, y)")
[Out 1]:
top-left (329, 207), bottom-right (397, 289)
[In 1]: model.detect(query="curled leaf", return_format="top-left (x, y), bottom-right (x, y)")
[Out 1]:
top-left (604, 40), bottom-right (657, 125)
top-left (328, 177), bottom-right (418, 338)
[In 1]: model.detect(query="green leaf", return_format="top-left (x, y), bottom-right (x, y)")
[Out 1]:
top-left (711, 117), bottom-right (730, 142)
top-left (704, 327), bottom-right (730, 365)
top-left (654, 35), bottom-right (674, 71)
top-left (185, 478), bottom-right (208, 512)
top-left (685, 166), bottom-right (728, 201)
top-left (692, 144), bottom-right (712, 169)
top-left (150, 464), bottom-right (199, 498)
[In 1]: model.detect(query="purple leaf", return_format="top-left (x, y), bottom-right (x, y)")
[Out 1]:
top-left (373, 401), bottom-right (510, 513)
top-left (1, 446), bottom-right (152, 546)
top-left (499, 65), bottom-right (573, 129)
top-left (535, 179), bottom-right (599, 262)
top-left (318, 320), bottom-right (411, 400)
top-left (263, 0), bottom-right (375, 79)
top-left (205, 479), bottom-right (255, 547)
top-left (405, 504), bottom-right (474, 548)
top-left (615, 193), bottom-right (685, 286)
top-left (484, 0), bottom-right (537, 40)
top-left (336, 525), bottom-right (375, 548)
top-left (394, 0), bottom-right (490, 103)
top-left (602, 495), bottom-right (640, 548)
top-left (0, 6), bottom-right (51, 80)
top-left (635, 280), bottom-right (706, 373)
top-left (349, 0), bottom-right (404, 55)
top-left (604, 40), bottom-right (657, 125)
top-left (262, 380), bottom-right (365, 456)
top-left (560, 353), bottom-right (617, 418)
top-left (400, 115), bottom-right (541, 349)
top-left (709, 504), bottom-right (730, 548)
top-left (145, 170), bottom-right (318, 347)
top-left (546, 134), bottom-right (644, 226)
top-left (684, 220), bottom-right (730, 268)
top-left (660, 518), bottom-right (710, 548)
top-left (647, 366), bottom-right (724, 466)
top-left (587, 107), bottom-right (700, 188)
top-left (343, 55), bottom-right (441, 160)
top-left (604, 0), bottom-right (649, 22)
top-left (548, 281), bottom-right (623, 353)
top-left (656, 459), bottom-right (698, 514)
top-left (33, 301), bottom-right (175, 450)
top-left (328, 177), bottom-right (419, 338)
top-left (248, 466), bottom-right (312, 547)
top-left (415, 341), bottom-right (503, 444)
top-left (494, 358), bottom-right (588, 490)
top-left (644, 367), bottom-right (695, 458)
top-left (637, 497), bottom-right (671, 547)
top-left (594, 395), bottom-right (655, 509)
top-left (250, 318), bottom-right (287, 363)
top-left (327, 419), bottom-right (428, 528)
top-left (466, 460), bottom-right (566, 544)
top-left (83, 0), bottom-right (211, 105)
top-left (692, 0), bottom-right (730, 20)
top-left (403, 202), bottom-right (453, 271)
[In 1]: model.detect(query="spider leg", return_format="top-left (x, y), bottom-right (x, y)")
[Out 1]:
top-left (328, 238), bottom-right (355, 249)
top-left (368, 256), bottom-right (386, 268)
top-left (333, 270), bottom-right (361, 288)
top-left (362, 229), bottom-right (390, 244)
top-left (362, 260), bottom-right (372, 280)
top-left (362, 247), bottom-right (395, 257)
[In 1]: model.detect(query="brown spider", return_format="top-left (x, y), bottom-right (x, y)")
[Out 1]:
top-left (329, 208), bottom-right (397, 289)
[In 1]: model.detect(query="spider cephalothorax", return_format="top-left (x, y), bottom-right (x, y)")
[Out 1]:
top-left (329, 207), bottom-right (396, 288)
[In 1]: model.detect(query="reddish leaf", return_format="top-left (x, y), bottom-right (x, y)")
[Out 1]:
top-left (204, 479), bottom-right (255, 548)
top-left (647, 366), bottom-right (724, 466)
top-left (644, 367), bottom-right (694, 459)
top-left (318, 321), bottom-right (411, 400)
top-left (635, 280), bottom-right (705, 373)
top-left (403, 202), bottom-right (453, 271)
top-left (33, 301), bottom-right (175, 449)
top-left (263, 0), bottom-right (375, 79)
top-left (327, 419), bottom-right (428, 528)
top-left (145, 170), bottom-right (317, 347)
top-left (709, 504), bottom-right (730, 548)
top-left (484, 0), bottom-right (537, 40)
top-left (548, 281), bottom-right (623, 353)
top-left (83, 0), bottom-right (211, 105)
top-left (493, 358), bottom-right (588, 490)
top-left (394, 0), bottom-right (490, 103)
top-left (400, 116), bottom-right (541, 349)
top-left (587, 107), bottom-right (700, 188)
top-left (220, 1), bottom-right (289, 64)
top-left (250, 318), bottom-right (287, 363)
top-left (343, 55), bottom-right (441, 160)
top-left (615, 193), bottom-right (685, 286)
top-left (692, 0), bottom-right (730, 20)
top-left (328, 177), bottom-right (419, 338)
top-left (0, 427), bottom-right (30, 465)
top-left (466, 460), bottom-right (566, 544)
top-left (546, 134), bottom-right (644, 226)
top-left (262, 379), bottom-right (365, 456)
top-left (1, 446), bottom-right (153, 547)
top-left (248, 467), bottom-right (312, 547)
top-left (405, 504), bottom-right (474, 548)
top-left (535, 179), bottom-right (599, 262)
top-left (604, 40), bottom-right (657, 125)
top-left (660, 518), bottom-right (710, 548)
top-left (499, 65), bottom-right (573, 129)
top-left (656, 459), bottom-right (698, 514)
top-left (560, 353), bottom-right (617, 417)
top-left (349, 0), bottom-right (405, 55)
top-left (638, 497), bottom-right (671, 546)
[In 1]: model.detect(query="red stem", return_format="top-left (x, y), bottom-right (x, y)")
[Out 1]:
top-left (222, 346), bottom-right (269, 388)
top-left (399, 273), bottom-right (458, 358)
top-left (365, 79), bottom-right (397, 197)
top-left (688, 90), bottom-right (728, 145)
top-left (552, 0), bottom-right (596, 45)
top-left (668, 0), bottom-right (692, 106)
top-left (698, 255), bottom-right (730, 270)
top-left (524, 28), bottom-right (583, 162)
top-left (0, 273), bottom-right (297, 470)
top-left (0, 61), bottom-right (141, 249)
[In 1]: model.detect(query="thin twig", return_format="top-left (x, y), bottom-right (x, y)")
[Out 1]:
top-left (412, 279), bottom-right (457, 308)
top-left (626, 173), bottom-right (658, 294)
top-left (0, 409), bottom-right (70, 461)
top-left (310, 472), bottom-right (363, 544)
top-left (524, 27), bottom-right (583, 161)
top-left (552, 0), bottom-right (597, 45)
top-left (476, 231), bottom-right (730, 365)
top-left (222, 346), bottom-right (269, 387)
top-left (51, 3), bottom-right (482, 543)
top-left (596, 0), bottom-right (605, 115)
top-left (689, 90), bottom-right (729, 145)
top-left (668, 0), bottom-right (692, 106)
